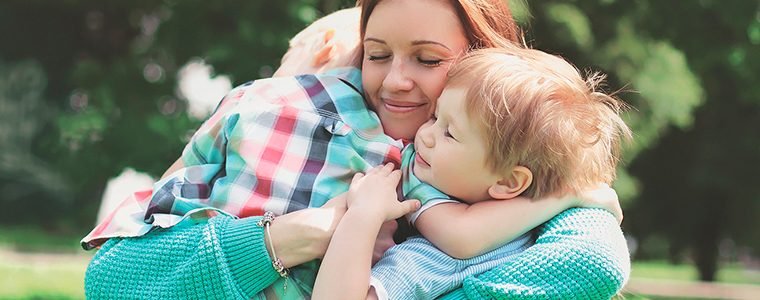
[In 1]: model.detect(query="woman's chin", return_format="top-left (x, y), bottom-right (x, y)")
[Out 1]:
top-left (379, 116), bottom-right (426, 142)
top-left (383, 126), bottom-right (417, 142)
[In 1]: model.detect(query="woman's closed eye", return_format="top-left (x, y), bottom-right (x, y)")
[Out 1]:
top-left (417, 57), bottom-right (442, 67)
top-left (367, 54), bottom-right (391, 61)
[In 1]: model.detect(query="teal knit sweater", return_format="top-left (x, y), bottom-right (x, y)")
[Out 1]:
top-left (84, 208), bottom-right (629, 299)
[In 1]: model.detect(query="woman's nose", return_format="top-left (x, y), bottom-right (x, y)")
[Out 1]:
top-left (383, 58), bottom-right (414, 92)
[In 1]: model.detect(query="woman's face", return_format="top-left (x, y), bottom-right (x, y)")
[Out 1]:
top-left (362, 0), bottom-right (469, 141)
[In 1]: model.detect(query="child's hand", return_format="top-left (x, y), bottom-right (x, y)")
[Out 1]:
top-left (575, 183), bottom-right (623, 223)
top-left (346, 163), bottom-right (420, 223)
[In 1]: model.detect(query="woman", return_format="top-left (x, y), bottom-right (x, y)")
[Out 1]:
top-left (83, 0), bottom-right (629, 298)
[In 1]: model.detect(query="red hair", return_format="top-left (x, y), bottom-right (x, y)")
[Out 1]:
top-left (357, 0), bottom-right (521, 48)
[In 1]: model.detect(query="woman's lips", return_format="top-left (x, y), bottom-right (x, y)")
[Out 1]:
top-left (415, 153), bottom-right (430, 167)
top-left (382, 98), bottom-right (427, 114)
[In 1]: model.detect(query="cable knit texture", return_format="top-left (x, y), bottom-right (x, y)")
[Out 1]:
top-left (84, 208), bottom-right (629, 299)
top-left (85, 216), bottom-right (278, 299)
top-left (441, 208), bottom-right (630, 299)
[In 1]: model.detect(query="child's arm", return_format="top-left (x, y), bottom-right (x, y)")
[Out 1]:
top-left (415, 186), bottom-right (620, 259)
top-left (313, 164), bottom-right (419, 300)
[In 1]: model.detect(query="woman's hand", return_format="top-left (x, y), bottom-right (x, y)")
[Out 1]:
top-left (266, 195), bottom-right (347, 268)
top-left (372, 220), bottom-right (398, 265)
top-left (574, 183), bottom-right (623, 224)
top-left (346, 163), bottom-right (420, 223)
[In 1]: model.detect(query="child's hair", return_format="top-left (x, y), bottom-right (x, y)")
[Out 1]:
top-left (274, 8), bottom-right (362, 77)
top-left (448, 46), bottom-right (632, 198)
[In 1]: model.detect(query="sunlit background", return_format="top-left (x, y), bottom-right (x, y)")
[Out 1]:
top-left (0, 0), bottom-right (758, 299)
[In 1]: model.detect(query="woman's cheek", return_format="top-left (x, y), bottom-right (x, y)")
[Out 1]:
top-left (423, 69), bottom-right (450, 103)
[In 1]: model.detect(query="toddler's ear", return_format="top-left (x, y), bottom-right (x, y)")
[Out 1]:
top-left (311, 29), bottom-right (336, 67)
top-left (488, 166), bottom-right (533, 200)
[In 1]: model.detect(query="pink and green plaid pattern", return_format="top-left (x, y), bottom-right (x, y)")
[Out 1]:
top-left (83, 68), bottom-right (403, 249)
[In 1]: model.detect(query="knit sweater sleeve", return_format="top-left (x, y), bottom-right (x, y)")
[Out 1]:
top-left (84, 214), bottom-right (280, 299)
top-left (439, 208), bottom-right (631, 300)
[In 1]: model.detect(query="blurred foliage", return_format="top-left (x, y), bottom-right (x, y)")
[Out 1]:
top-left (0, 0), bottom-right (757, 282)
top-left (517, 0), bottom-right (759, 281)
top-left (0, 0), bottom-right (353, 229)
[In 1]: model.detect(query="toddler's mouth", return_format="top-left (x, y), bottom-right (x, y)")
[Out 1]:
top-left (414, 152), bottom-right (430, 167)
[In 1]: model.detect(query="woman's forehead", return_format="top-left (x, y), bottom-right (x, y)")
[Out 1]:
top-left (365, 0), bottom-right (467, 46)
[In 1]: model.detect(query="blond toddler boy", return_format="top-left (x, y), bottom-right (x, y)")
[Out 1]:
top-left (314, 45), bottom-right (632, 299)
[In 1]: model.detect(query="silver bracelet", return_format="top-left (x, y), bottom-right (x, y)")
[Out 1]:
top-left (258, 211), bottom-right (290, 278)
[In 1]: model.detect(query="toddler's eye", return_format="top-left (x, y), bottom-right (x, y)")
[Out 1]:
top-left (444, 128), bottom-right (454, 138)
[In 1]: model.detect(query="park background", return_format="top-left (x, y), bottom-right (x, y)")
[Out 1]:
top-left (0, 0), bottom-right (757, 299)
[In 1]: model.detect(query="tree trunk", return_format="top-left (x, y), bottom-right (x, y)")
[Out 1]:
top-left (693, 229), bottom-right (718, 281)
top-left (693, 196), bottom-right (724, 282)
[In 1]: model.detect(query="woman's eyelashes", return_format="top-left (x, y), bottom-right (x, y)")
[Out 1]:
top-left (417, 57), bottom-right (442, 67)
top-left (367, 54), bottom-right (390, 61)
top-left (365, 53), bottom-right (443, 67)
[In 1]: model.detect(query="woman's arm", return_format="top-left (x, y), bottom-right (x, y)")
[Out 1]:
top-left (85, 215), bottom-right (277, 299)
top-left (439, 208), bottom-right (631, 300)
top-left (86, 202), bottom-right (347, 299)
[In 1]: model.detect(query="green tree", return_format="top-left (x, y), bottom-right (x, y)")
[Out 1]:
top-left (514, 0), bottom-right (759, 281)
top-left (0, 0), bottom-right (347, 228)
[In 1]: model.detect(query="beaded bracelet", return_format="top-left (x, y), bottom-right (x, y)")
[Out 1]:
top-left (257, 211), bottom-right (290, 278)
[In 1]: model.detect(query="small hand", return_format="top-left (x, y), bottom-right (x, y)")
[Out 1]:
top-left (576, 183), bottom-right (623, 224)
top-left (347, 163), bottom-right (420, 223)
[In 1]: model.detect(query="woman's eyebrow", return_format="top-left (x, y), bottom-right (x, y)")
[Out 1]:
top-left (411, 40), bottom-right (451, 51)
top-left (363, 37), bottom-right (386, 44)
top-left (363, 37), bottom-right (451, 51)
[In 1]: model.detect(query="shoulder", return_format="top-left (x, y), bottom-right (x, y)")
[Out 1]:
top-left (319, 67), bottom-right (363, 92)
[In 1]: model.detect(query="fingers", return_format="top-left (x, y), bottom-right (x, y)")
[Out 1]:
top-left (373, 162), bottom-right (395, 171)
top-left (400, 199), bottom-right (421, 215)
top-left (351, 172), bottom-right (364, 184)
top-left (389, 169), bottom-right (402, 182)
top-left (368, 163), bottom-right (394, 175)
top-left (379, 220), bottom-right (398, 234)
top-left (613, 204), bottom-right (624, 224)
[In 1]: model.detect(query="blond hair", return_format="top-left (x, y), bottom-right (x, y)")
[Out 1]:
top-left (274, 8), bottom-right (362, 77)
top-left (449, 46), bottom-right (632, 198)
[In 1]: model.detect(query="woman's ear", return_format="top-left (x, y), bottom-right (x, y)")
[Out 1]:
top-left (487, 166), bottom-right (533, 200)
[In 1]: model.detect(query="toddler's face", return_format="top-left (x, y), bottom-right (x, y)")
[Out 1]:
top-left (412, 87), bottom-right (501, 203)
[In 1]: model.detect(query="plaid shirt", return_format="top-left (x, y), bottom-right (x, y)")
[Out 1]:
top-left (83, 68), bottom-right (405, 249)
top-left (82, 67), bottom-right (464, 299)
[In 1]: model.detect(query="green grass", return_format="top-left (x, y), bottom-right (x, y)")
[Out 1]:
top-left (0, 251), bottom-right (90, 299)
top-left (631, 260), bottom-right (760, 285)
top-left (1, 226), bottom-right (757, 299)
top-left (0, 226), bottom-right (84, 253)
top-left (0, 226), bottom-right (89, 299)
